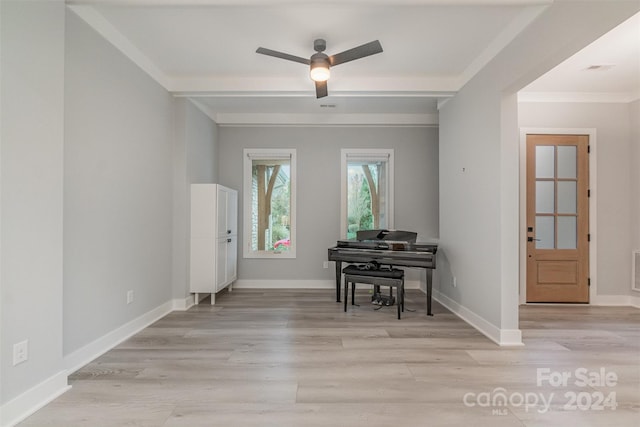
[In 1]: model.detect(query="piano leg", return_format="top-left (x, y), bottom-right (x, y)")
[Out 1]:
top-left (335, 260), bottom-right (343, 302)
top-left (426, 268), bottom-right (434, 316)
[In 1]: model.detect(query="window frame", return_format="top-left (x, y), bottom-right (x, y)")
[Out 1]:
top-left (340, 148), bottom-right (394, 239)
top-left (243, 148), bottom-right (297, 259)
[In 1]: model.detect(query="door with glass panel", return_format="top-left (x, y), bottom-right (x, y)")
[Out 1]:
top-left (526, 134), bottom-right (589, 303)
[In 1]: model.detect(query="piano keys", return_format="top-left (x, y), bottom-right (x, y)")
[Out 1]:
top-left (328, 230), bottom-right (437, 315)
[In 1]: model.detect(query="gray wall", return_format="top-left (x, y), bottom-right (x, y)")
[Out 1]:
top-left (439, 88), bottom-right (508, 328)
top-left (186, 102), bottom-right (218, 184)
top-left (2, 5), bottom-right (219, 419)
top-left (519, 101), bottom-right (639, 297)
top-left (631, 100), bottom-right (640, 259)
top-left (172, 99), bottom-right (219, 300)
top-left (217, 126), bottom-right (439, 284)
top-left (438, 1), bottom-right (639, 340)
top-left (63, 9), bottom-right (174, 355)
top-left (1, 0), bottom-right (66, 408)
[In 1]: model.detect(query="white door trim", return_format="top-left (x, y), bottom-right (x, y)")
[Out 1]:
top-left (519, 128), bottom-right (597, 305)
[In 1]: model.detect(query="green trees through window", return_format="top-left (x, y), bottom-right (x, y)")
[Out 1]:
top-left (342, 149), bottom-right (393, 240)
top-left (347, 164), bottom-right (378, 239)
top-left (243, 149), bottom-right (296, 258)
top-left (251, 162), bottom-right (290, 251)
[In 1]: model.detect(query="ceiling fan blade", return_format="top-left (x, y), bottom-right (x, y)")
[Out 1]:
top-left (256, 47), bottom-right (310, 65)
top-left (329, 40), bottom-right (383, 66)
top-left (315, 80), bottom-right (328, 98)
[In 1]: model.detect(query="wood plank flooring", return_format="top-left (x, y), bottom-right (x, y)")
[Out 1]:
top-left (19, 289), bottom-right (640, 426)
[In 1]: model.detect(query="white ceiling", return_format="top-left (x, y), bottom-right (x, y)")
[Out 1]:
top-left (68, 1), bottom-right (639, 124)
top-left (520, 11), bottom-right (640, 103)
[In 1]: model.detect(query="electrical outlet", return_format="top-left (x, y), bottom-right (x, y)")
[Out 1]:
top-left (127, 290), bottom-right (134, 304)
top-left (13, 340), bottom-right (28, 366)
top-left (323, 261), bottom-right (329, 269)
top-left (452, 277), bottom-right (457, 287)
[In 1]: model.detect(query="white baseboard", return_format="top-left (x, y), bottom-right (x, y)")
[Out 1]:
top-left (232, 279), bottom-right (423, 290)
top-left (498, 329), bottom-right (525, 346)
top-left (233, 279), bottom-right (334, 289)
top-left (63, 301), bottom-right (174, 375)
top-left (433, 289), bottom-right (523, 346)
top-left (172, 294), bottom-right (195, 311)
top-left (591, 294), bottom-right (640, 308)
top-left (0, 370), bottom-right (69, 427)
top-left (3, 298), bottom-right (192, 427)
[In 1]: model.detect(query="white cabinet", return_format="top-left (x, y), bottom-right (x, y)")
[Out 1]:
top-left (190, 184), bottom-right (238, 304)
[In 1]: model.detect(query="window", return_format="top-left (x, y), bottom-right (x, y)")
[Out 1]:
top-left (341, 149), bottom-right (394, 239)
top-left (243, 149), bottom-right (296, 258)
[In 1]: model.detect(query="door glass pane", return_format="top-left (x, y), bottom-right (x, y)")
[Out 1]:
top-left (536, 181), bottom-right (555, 213)
top-left (557, 181), bottom-right (577, 214)
top-left (557, 146), bottom-right (577, 179)
top-left (557, 216), bottom-right (577, 249)
top-left (535, 216), bottom-right (555, 249)
top-left (536, 146), bottom-right (555, 178)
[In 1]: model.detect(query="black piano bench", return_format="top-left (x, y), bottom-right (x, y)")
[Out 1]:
top-left (342, 265), bottom-right (405, 319)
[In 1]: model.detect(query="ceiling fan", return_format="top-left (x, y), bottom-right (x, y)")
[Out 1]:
top-left (256, 39), bottom-right (383, 98)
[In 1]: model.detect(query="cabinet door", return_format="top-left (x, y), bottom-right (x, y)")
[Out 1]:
top-left (226, 236), bottom-right (237, 282)
top-left (191, 185), bottom-right (216, 238)
top-left (215, 238), bottom-right (228, 291)
top-left (190, 238), bottom-right (215, 292)
top-left (226, 189), bottom-right (238, 236)
top-left (216, 187), bottom-right (228, 239)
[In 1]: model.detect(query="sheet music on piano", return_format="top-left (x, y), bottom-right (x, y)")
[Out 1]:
top-left (355, 229), bottom-right (417, 243)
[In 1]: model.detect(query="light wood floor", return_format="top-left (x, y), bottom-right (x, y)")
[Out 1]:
top-left (20, 289), bottom-right (640, 426)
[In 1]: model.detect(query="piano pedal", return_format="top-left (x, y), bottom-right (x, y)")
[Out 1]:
top-left (371, 292), bottom-right (382, 305)
top-left (371, 293), bottom-right (395, 306)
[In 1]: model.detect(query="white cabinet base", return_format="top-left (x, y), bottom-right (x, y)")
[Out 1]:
top-left (194, 283), bottom-right (234, 306)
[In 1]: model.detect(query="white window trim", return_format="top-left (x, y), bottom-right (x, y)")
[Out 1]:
top-left (340, 148), bottom-right (394, 239)
top-left (243, 148), bottom-right (297, 259)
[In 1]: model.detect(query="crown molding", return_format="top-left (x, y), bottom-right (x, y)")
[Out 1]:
top-left (211, 112), bottom-right (439, 127)
top-left (67, 0), bottom-right (552, 6)
top-left (69, 4), bottom-right (171, 88)
top-left (458, 5), bottom-right (547, 89)
top-left (168, 76), bottom-right (461, 94)
top-left (518, 91), bottom-right (640, 104)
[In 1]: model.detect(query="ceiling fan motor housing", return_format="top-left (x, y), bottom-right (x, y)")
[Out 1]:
top-left (313, 38), bottom-right (327, 52)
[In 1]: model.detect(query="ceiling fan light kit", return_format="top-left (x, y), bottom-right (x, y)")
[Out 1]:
top-left (309, 54), bottom-right (330, 82)
top-left (256, 38), bottom-right (383, 98)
